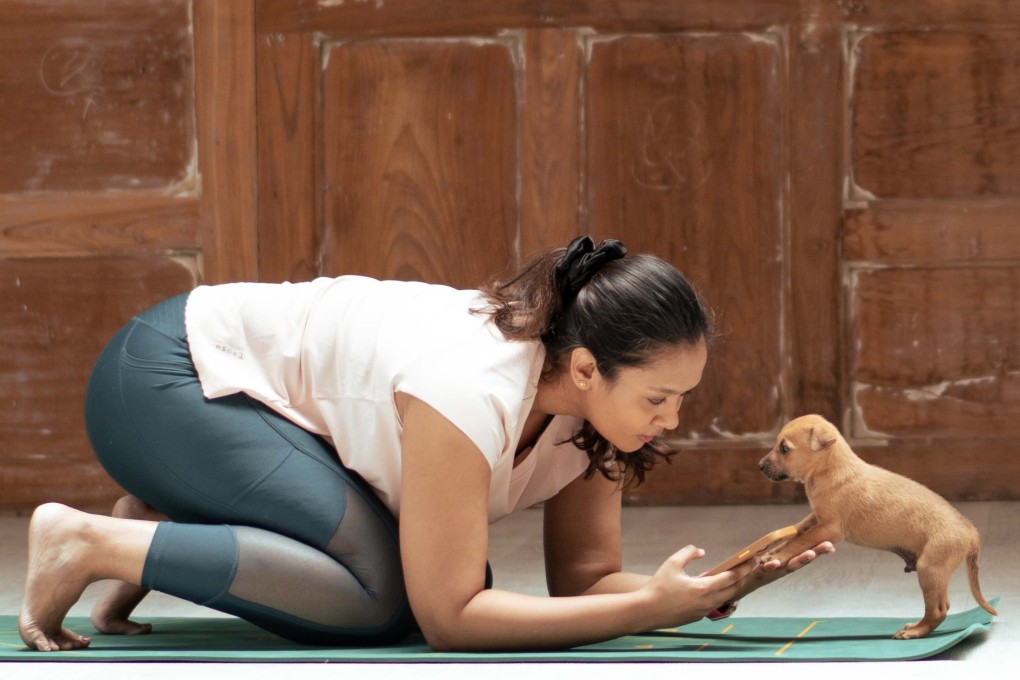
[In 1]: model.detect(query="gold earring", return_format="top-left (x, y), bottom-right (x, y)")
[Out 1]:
top-left (578, 380), bottom-right (588, 389)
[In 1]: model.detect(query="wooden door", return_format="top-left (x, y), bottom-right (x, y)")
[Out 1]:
top-left (3, 0), bottom-right (1020, 512)
top-left (0, 0), bottom-right (256, 512)
top-left (843, 22), bottom-right (1020, 500)
top-left (255, 1), bottom-right (812, 505)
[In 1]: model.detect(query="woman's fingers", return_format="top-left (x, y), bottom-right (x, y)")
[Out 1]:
top-left (761, 542), bottom-right (835, 573)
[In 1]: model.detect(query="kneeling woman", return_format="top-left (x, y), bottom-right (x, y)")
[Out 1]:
top-left (19, 236), bottom-right (831, 652)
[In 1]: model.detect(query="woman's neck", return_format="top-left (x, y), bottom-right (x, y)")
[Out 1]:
top-left (532, 370), bottom-right (586, 421)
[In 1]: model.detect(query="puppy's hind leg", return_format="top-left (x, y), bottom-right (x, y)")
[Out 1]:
top-left (893, 556), bottom-right (958, 639)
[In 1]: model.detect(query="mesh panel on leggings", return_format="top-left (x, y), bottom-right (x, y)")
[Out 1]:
top-left (227, 488), bottom-right (406, 630)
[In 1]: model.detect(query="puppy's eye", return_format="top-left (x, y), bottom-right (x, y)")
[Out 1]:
top-left (779, 441), bottom-right (789, 454)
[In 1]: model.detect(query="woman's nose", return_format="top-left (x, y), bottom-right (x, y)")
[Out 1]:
top-left (655, 406), bottom-right (681, 431)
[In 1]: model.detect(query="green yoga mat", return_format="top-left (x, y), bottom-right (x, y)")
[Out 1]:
top-left (0, 601), bottom-right (996, 663)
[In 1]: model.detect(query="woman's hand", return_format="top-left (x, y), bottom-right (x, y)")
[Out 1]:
top-left (640, 545), bottom-right (757, 630)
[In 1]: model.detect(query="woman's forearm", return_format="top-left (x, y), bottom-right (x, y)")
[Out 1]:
top-left (428, 586), bottom-right (661, 651)
top-left (576, 571), bottom-right (651, 596)
top-left (417, 549), bottom-right (751, 651)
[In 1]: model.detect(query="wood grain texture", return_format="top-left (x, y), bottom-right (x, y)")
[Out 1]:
top-left (788, 21), bottom-right (845, 422)
top-left (0, 0), bottom-right (195, 194)
top-left (828, 0), bottom-right (1020, 27)
top-left (586, 31), bottom-right (785, 440)
top-left (0, 256), bottom-right (197, 512)
top-left (259, 0), bottom-right (1020, 35)
top-left (194, 0), bottom-right (259, 284)
top-left (0, 194), bottom-right (198, 255)
top-left (258, 0), bottom-right (801, 36)
top-left (256, 32), bottom-right (319, 283)
top-left (519, 29), bottom-right (582, 260)
top-left (851, 31), bottom-right (1020, 200)
top-left (851, 267), bottom-right (1020, 437)
top-left (320, 38), bottom-right (518, 287)
top-left (845, 201), bottom-right (1020, 264)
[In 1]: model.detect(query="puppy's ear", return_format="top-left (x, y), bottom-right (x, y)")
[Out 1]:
top-left (808, 423), bottom-right (838, 451)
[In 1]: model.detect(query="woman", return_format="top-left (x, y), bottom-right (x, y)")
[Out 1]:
top-left (19, 236), bottom-right (832, 652)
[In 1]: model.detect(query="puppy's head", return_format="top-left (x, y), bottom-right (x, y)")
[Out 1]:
top-left (758, 414), bottom-right (840, 484)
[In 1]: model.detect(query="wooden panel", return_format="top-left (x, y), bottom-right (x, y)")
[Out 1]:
top-left (194, 0), bottom-right (259, 284)
top-left (0, 0), bottom-right (195, 194)
top-left (259, 0), bottom-right (800, 36)
top-left (519, 29), bottom-right (582, 259)
top-left (851, 31), bottom-right (1020, 200)
top-left (845, 201), bottom-right (1020, 264)
top-left (0, 256), bottom-right (198, 512)
top-left (851, 267), bottom-right (1020, 437)
top-left (0, 194), bottom-right (198, 256)
top-left (256, 32), bottom-right (319, 283)
top-left (586, 32), bottom-right (785, 439)
top-left (788, 21), bottom-right (845, 421)
top-left (832, 0), bottom-right (1020, 27)
top-left (320, 38), bottom-right (518, 287)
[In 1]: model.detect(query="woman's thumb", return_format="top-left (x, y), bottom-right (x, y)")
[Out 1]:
top-left (668, 544), bottom-right (706, 570)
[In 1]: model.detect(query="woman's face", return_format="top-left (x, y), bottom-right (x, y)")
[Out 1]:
top-left (585, 340), bottom-right (708, 453)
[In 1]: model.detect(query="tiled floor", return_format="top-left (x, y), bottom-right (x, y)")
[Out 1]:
top-left (1, 502), bottom-right (1016, 679)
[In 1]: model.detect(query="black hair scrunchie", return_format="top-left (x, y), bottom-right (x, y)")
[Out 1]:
top-left (554, 235), bottom-right (627, 302)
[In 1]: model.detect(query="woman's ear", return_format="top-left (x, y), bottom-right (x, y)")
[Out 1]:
top-left (569, 347), bottom-right (597, 388)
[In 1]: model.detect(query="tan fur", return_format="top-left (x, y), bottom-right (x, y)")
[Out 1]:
top-left (758, 414), bottom-right (997, 639)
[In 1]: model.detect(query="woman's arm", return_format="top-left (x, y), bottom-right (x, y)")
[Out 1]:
top-left (542, 460), bottom-right (835, 603)
top-left (398, 396), bottom-right (749, 651)
top-left (543, 467), bottom-right (653, 596)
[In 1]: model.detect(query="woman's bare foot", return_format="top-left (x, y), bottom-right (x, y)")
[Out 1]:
top-left (90, 495), bottom-right (167, 635)
top-left (19, 503), bottom-right (97, 651)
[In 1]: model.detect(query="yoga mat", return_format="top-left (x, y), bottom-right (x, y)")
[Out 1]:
top-left (0, 600), bottom-right (996, 663)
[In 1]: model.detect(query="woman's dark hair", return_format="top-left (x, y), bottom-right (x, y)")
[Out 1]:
top-left (478, 236), bottom-right (712, 486)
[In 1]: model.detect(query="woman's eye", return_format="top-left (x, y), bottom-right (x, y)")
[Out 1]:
top-left (648, 398), bottom-right (665, 406)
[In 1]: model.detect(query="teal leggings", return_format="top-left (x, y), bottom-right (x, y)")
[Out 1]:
top-left (84, 293), bottom-right (416, 645)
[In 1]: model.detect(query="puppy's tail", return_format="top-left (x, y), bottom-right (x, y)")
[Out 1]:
top-left (967, 548), bottom-right (998, 616)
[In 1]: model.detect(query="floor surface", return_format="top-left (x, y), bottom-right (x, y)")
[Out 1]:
top-left (1, 502), bottom-right (1016, 679)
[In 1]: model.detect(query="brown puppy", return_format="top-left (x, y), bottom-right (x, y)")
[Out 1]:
top-left (758, 414), bottom-right (997, 639)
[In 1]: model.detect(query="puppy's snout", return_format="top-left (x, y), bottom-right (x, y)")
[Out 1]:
top-left (758, 456), bottom-right (788, 482)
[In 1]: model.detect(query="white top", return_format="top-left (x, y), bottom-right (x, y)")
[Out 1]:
top-left (184, 275), bottom-right (589, 522)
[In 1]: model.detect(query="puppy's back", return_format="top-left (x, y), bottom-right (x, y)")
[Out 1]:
top-left (842, 461), bottom-right (978, 551)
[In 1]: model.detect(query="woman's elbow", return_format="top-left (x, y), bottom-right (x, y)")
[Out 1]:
top-left (412, 603), bottom-right (479, 652)
top-left (418, 616), bottom-right (476, 652)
